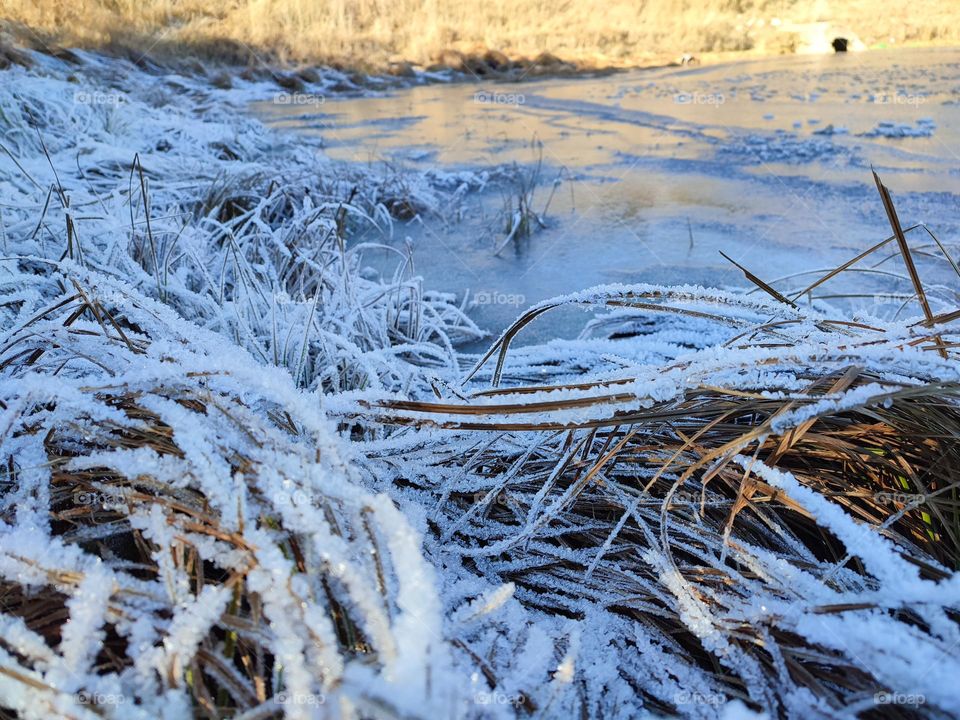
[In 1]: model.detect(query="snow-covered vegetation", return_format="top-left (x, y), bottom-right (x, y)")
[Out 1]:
top-left (2, 48), bottom-right (960, 719)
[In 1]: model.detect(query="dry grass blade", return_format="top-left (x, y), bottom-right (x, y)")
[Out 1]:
top-left (920, 224), bottom-right (960, 280)
top-left (720, 251), bottom-right (797, 307)
top-left (920, 307), bottom-right (960, 328)
top-left (872, 170), bottom-right (947, 358)
top-left (786, 230), bottom-right (915, 301)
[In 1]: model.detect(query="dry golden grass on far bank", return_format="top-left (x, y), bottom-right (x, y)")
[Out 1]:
top-left (3, 0), bottom-right (960, 73)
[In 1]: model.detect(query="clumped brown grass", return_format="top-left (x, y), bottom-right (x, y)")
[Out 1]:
top-left (3, 0), bottom-right (960, 71)
top-left (0, 260), bottom-right (485, 717)
top-left (0, 281), bottom-right (426, 717)
top-left (368, 379), bottom-right (960, 709)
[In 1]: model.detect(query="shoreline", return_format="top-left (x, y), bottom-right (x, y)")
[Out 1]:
top-left (5, 21), bottom-right (960, 93)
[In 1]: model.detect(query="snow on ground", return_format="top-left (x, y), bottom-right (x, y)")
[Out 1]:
top-left (1, 47), bottom-right (960, 719)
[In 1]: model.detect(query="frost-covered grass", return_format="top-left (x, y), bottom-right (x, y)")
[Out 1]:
top-left (0, 49), bottom-right (486, 720)
top-left (3, 49), bottom-right (960, 720)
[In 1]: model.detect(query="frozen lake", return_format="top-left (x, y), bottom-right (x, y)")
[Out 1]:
top-left (258, 48), bottom-right (960, 344)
